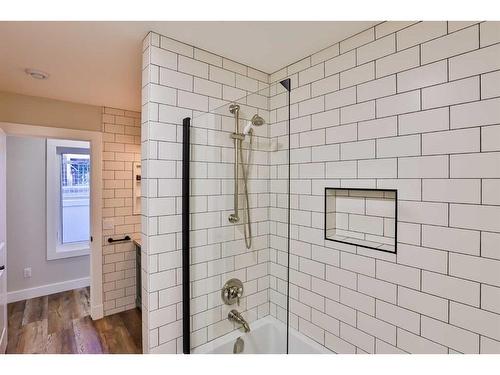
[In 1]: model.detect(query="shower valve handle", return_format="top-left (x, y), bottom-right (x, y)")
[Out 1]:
top-left (227, 286), bottom-right (241, 306)
top-left (234, 291), bottom-right (240, 306)
top-left (222, 278), bottom-right (243, 306)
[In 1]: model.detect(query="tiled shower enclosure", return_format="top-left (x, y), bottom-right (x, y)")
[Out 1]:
top-left (141, 21), bottom-right (500, 354)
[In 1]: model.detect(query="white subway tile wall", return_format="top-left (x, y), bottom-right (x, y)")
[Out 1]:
top-left (269, 20), bottom-right (500, 354)
top-left (142, 21), bottom-right (500, 354)
top-left (102, 107), bottom-right (142, 316)
top-left (142, 33), bottom-right (272, 353)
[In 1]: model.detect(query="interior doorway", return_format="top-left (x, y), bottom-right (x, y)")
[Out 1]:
top-left (0, 123), bottom-right (103, 325)
top-left (0, 121), bottom-right (143, 354)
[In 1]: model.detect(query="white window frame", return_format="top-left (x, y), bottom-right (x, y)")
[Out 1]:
top-left (46, 139), bottom-right (91, 260)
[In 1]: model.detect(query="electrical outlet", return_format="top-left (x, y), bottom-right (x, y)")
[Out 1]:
top-left (23, 267), bottom-right (32, 278)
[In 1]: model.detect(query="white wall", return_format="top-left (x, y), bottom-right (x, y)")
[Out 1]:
top-left (101, 107), bottom-right (142, 316)
top-left (268, 20), bottom-right (500, 354)
top-left (6, 136), bottom-right (90, 299)
top-left (141, 32), bottom-right (271, 353)
top-left (142, 21), bottom-right (500, 354)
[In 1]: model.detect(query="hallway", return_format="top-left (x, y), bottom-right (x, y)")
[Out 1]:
top-left (6, 287), bottom-right (142, 354)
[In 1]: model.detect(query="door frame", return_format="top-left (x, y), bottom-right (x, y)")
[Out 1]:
top-left (0, 122), bottom-right (104, 320)
top-left (0, 128), bottom-right (7, 353)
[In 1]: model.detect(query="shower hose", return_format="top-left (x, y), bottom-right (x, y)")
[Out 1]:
top-left (240, 129), bottom-right (253, 249)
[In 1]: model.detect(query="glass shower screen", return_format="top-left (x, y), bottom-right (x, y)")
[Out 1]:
top-left (183, 80), bottom-right (291, 354)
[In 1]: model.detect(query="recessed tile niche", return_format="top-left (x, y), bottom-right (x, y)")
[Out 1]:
top-left (325, 188), bottom-right (397, 253)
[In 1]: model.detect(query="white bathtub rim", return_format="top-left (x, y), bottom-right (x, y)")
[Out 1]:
top-left (192, 315), bottom-right (277, 354)
top-left (192, 315), bottom-right (332, 354)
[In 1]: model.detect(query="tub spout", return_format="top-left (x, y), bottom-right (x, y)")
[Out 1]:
top-left (228, 309), bottom-right (250, 332)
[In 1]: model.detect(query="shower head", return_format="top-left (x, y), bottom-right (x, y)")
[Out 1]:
top-left (251, 114), bottom-right (265, 126)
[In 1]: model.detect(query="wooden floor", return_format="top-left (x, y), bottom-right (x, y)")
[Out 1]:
top-left (6, 287), bottom-right (142, 354)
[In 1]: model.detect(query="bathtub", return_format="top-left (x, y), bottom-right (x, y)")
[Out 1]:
top-left (192, 315), bottom-right (332, 354)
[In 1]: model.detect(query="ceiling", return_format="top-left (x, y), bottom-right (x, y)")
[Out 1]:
top-left (0, 21), bottom-right (377, 111)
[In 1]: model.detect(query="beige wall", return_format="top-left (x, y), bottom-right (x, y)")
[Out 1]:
top-left (6, 136), bottom-right (90, 296)
top-left (0, 91), bottom-right (101, 132)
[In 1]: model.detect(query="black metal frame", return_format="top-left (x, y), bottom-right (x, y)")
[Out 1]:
top-left (324, 187), bottom-right (398, 254)
top-left (107, 235), bottom-right (131, 243)
top-left (135, 242), bottom-right (142, 309)
top-left (280, 78), bottom-right (291, 355)
top-left (182, 117), bottom-right (191, 354)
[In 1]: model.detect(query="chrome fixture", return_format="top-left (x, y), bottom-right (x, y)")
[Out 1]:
top-left (221, 278), bottom-right (243, 306)
top-left (242, 114), bottom-right (266, 135)
top-left (233, 337), bottom-right (245, 354)
top-left (251, 113), bottom-right (265, 126)
top-left (228, 104), bottom-right (241, 224)
top-left (229, 103), bottom-right (240, 114)
top-left (228, 309), bottom-right (250, 332)
top-left (228, 104), bottom-right (266, 248)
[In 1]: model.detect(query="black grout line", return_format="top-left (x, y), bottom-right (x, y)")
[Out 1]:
top-left (283, 282), bottom-right (485, 352)
top-left (269, 22), bottom-right (485, 82)
top-left (270, 46), bottom-right (500, 107)
top-left (145, 25), bottom-right (500, 353)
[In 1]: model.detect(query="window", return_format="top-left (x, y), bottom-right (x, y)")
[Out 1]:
top-left (60, 153), bottom-right (90, 244)
top-left (47, 139), bottom-right (91, 260)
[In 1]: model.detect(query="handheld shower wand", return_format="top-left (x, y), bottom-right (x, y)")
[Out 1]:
top-left (242, 114), bottom-right (266, 135)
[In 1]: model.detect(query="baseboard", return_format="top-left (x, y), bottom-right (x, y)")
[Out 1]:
top-left (7, 277), bottom-right (90, 303)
